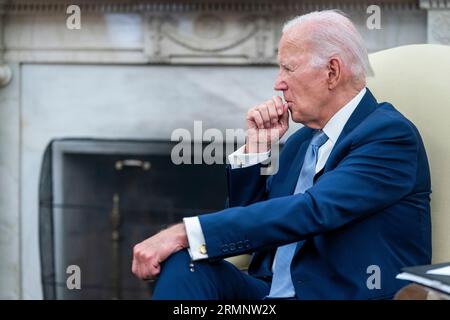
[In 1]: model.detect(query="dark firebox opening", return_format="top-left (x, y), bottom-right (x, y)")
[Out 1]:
top-left (39, 139), bottom-right (232, 299)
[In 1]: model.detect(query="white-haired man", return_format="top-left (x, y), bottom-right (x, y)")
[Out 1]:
top-left (132, 10), bottom-right (431, 299)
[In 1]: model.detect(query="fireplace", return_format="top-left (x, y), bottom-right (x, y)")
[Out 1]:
top-left (39, 138), bottom-right (231, 299)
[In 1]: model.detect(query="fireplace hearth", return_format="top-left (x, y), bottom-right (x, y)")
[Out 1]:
top-left (39, 138), bottom-right (230, 299)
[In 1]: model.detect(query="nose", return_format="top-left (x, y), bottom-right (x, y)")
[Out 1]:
top-left (273, 72), bottom-right (287, 91)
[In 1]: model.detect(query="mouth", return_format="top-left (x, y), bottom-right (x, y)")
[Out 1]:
top-left (282, 97), bottom-right (293, 109)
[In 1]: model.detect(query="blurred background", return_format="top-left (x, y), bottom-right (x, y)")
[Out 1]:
top-left (0, 0), bottom-right (448, 299)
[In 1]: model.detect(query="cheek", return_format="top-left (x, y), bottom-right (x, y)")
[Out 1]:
top-left (306, 77), bottom-right (328, 101)
top-left (290, 72), bottom-right (324, 104)
top-left (306, 68), bottom-right (326, 84)
top-left (295, 75), bottom-right (320, 95)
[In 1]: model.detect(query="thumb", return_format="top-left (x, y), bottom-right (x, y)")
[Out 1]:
top-left (280, 103), bottom-right (290, 126)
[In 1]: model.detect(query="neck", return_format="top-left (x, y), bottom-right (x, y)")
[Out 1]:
top-left (314, 84), bottom-right (364, 129)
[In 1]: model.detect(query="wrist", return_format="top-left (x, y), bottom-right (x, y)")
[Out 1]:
top-left (171, 223), bottom-right (189, 249)
top-left (245, 138), bottom-right (270, 153)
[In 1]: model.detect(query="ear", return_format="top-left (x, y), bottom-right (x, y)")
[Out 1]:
top-left (327, 57), bottom-right (341, 90)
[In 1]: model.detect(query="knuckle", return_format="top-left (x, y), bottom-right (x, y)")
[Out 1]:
top-left (133, 244), bottom-right (141, 255)
top-left (272, 103), bottom-right (278, 110)
top-left (257, 103), bottom-right (267, 111)
top-left (270, 106), bottom-right (277, 115)
top-left (142, 253), bottom-right (152, 260)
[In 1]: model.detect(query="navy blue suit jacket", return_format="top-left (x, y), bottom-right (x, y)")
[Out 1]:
top-left (198, 89), bottom-right (431, 299)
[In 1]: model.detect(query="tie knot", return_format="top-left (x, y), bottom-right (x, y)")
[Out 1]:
top-left (310, 130), bottom-right (328, 148)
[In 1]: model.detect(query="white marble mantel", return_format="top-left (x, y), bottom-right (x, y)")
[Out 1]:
top-left (0, 0), bottom-right (435, 66)
top-left (0, 0), bottom-right (447, 299)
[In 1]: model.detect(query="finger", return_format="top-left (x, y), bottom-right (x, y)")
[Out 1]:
top-left (269, 97), bottom-right (280, 124)
top-left (272, 96), bottom-right (284, 116)
top-left (135, 261), bottom-right (144, 279)
top-left (257, 104), bottom-right (271, 128)
top-left (280, 102), bottom-right (290, 126)
top-left (134, 251), bottom-right (152, 279)
top-left (143, 260), bottom-right (160, 279)
top-left (246, 109), bottom-right (258, 129)
top-left (151, 263), bottom-right (161, 278)
top-left (246, 108), bottom-right (261, 129)
top-left (251, 109), bottom-right (265, 129)
top-left (132, 247), bottom-right (144, 278)
top-left (132, 258), bottom-right (137, 275)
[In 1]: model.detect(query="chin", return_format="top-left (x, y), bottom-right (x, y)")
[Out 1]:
top-left (292, 115), bottom-right (314, 128)
top-left (290, 113), bottom-right (303, 123)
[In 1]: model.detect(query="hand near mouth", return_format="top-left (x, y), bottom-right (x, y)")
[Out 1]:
top-left (245, 96), bottom-right (290, 153)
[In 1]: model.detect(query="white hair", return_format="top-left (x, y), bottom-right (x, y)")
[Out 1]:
top-left (282, 10), bottom-right (373, 84)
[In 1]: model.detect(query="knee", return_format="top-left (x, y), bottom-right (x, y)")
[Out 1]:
top-left (159, 249), bottom-right (192, 278)
top-left (154, 249), bottom-right (195, 288)
top-left (152, 249), bottom-right (215, 299)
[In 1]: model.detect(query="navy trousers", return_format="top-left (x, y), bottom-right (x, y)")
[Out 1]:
top-left (152, 250), bottom-right (271, 300)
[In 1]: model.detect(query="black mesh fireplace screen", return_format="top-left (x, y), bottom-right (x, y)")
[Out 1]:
top-left (39, 138), bottom-right (230, 299)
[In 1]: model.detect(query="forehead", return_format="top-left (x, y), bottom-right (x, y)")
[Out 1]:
top-left (277, 32), bottom-right (309, 63)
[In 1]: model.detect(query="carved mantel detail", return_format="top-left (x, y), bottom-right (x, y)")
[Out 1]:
top-left (420, 0), bottom-right (450, 45)
top-left (144, 13), bottom-right (276, 64)
top-left (429, 11), bottom-right (450, 44)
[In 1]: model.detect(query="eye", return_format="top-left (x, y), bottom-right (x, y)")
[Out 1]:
top-left (281, 64), bottom-right (293, 72)
top-left (285, 64), bottom-right (298, 73)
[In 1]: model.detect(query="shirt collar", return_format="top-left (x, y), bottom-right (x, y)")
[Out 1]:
top-left (322, 87), bottom-right (367, 144)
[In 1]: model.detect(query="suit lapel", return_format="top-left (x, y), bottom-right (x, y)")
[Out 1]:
top-left (282, 128), bottom-right (315, 195)
top-left (324, 88), bottom-right (379, 171)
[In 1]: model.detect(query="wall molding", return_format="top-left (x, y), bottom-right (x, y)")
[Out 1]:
top-left (1, 0), bottom-right (420, 14)
top-left (420, 0), bottom-right (450, 9)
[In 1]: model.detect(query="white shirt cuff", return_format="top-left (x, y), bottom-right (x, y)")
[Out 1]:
top-left (183, 217), bottom-right (208, 261)
top-left (228, 145), bottom-right (271, 169)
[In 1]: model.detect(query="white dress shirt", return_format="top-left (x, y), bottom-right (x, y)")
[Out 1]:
top-left (183, 88), bottom-right (367, 260)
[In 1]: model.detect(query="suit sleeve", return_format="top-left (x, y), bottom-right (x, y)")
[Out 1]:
top-left (183, 147), bottom-right (271, 261)
top-left (225, 162), bottom-right (274, 207)
top-left (199, 118), bottom-right (419, 259)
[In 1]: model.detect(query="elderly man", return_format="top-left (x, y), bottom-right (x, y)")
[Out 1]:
top-left (132, 10), bottom-right (431, 300)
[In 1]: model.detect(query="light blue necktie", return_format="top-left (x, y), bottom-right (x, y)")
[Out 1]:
top-left (268, 130), bottom-right (329, 298)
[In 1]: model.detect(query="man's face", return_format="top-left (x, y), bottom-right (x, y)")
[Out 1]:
top-left (274, 32), bottom-right (330, 128)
